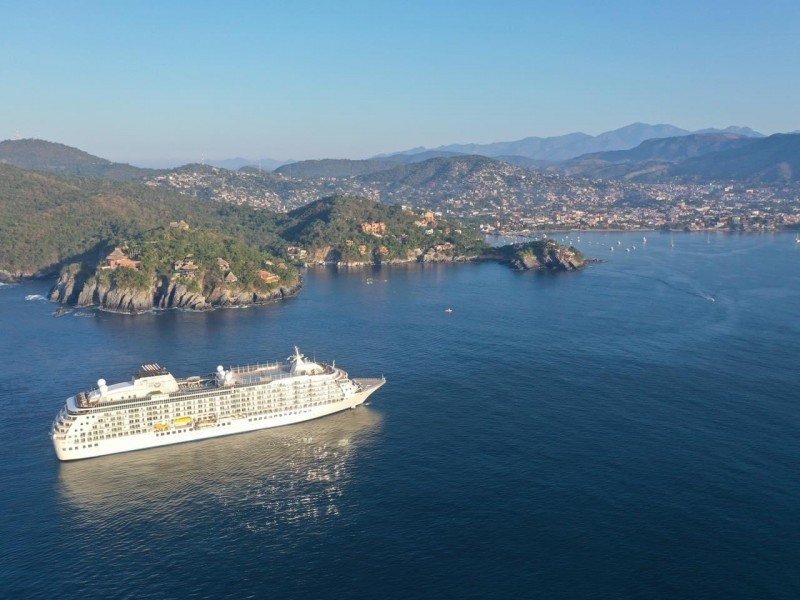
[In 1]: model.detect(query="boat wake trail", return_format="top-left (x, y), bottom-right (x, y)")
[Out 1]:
top-left (628, 272), bottom-right (716, 302)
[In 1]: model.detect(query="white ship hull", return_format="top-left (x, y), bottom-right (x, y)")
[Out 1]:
top-left (51, 350), bottom-right (385, 461)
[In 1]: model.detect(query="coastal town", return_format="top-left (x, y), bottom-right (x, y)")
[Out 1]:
top-left (144, 164), bottom-right (800, 234)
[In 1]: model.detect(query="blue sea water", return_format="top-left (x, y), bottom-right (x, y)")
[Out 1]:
top-left (1, 232), bottom-right (799, 599)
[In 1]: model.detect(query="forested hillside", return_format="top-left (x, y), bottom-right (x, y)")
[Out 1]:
top-left (0, 163), bottom-right (280, 276)
top-left (0, 139), bottom-right (158, 180)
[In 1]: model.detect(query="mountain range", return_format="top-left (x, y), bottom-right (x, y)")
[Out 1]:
top-left (1, 126), bottom-right (798, 210)
top-left (553, 133), bottom-right (800, 183)
top-left (379, 123), bottom-right (765, 162)
top-left (190, 123), bottom-right (769, 173)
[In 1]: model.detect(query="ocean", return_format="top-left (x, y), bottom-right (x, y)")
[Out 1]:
top-left (1, 231), bottom-right (799, 599)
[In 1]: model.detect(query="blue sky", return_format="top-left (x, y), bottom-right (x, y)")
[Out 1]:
top-left (1, 0), bottom-right (798, 165)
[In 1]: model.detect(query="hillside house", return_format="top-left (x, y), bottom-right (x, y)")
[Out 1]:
top-left (257, 270), bottom-right (280, 284)
top-left (287, 246), bottom-right (307, 258)
top-left (173, 257), bottom-right (199, 279)
top-left (360, 222), bottom-right (387, 236)
top-left (103, 247), bottom-right (141, 270)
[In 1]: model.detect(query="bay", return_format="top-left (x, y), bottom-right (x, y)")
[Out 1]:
top-left (1, 231), bottom-right (799, 599)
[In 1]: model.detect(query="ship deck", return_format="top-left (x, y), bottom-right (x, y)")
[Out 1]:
top-left (74, 361), bottom-right (340, 409)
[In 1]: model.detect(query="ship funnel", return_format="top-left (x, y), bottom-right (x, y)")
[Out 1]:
top-left (97, 378), bottom-right (108, 395)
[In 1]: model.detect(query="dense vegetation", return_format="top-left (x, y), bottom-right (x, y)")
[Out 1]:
top-left (94, 227), bottom-right (296, 293)
top-left (0, 163), bottom-right (485, 277)
top-left (276, 195), bottom-right (487, 262)
top-left (490, 239), bottom-right (584, 266)
top-left (0, 163), bottom-right (284, 275)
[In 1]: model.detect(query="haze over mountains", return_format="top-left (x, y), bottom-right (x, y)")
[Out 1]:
top-left (553, 133), bottom-right (800, 183)
top-left (178, 123), bottom-right (769, 173)
top-left (378, 123), bottom-right (765, 162)
top-left (0, 122), bottom-right (798, 198)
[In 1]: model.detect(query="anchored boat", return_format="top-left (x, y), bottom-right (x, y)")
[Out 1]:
top-left (50, 347), bottom-right (385, 461)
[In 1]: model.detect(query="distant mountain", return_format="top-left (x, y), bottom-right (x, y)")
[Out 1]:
top-left (0, 139), bottom-right (158, 181)
top-left (544, 132), bottom-right (800, 183)
top-left (385, 123), bottom-right (765, 162)
top-left (576, 133), bottom-right (756, 163)
top-left (406, 131), bottom-right (595, 161)
top-left (378, 150), bottom-right (468, 163)
top-left (274, 159), bottom-right (398, 178)
top-left (693, 126), bottom-right (765, 137)
top-left (207, 157), bottom-right (293, 171)
top-left (669, 133), bottom-right (800, 183)
top-left (555, 133), bottom-right (759, 179)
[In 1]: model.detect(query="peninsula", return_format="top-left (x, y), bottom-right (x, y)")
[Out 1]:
top-left (0, 161), bottom-right (589, 312)
top-left (49, 225), bottom-right (300, 313)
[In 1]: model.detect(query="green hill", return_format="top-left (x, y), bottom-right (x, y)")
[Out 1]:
top-left (0, 139), bottom-right (159, 180)
top-left (0, 163), bottom-right (283, 277)
top-left (0, 163), bottom-right (486, 278)
top-left (275, 159), bottom-right (397, 178)
top-left (359, 155), bottom-right (505, 189)
top-left (108, 227), bottom-right (294, 291)
top-left (276, 195), bottom-right (486, 263)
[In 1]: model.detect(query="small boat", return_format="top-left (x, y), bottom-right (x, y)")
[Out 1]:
top-left (173, 416), bottom-right (193, 428)
top-left (445, 308), bottom-right (453, 314)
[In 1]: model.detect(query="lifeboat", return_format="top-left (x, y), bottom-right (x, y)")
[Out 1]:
top-left (153, 422), bottom-right (170, 432)
top-left (195, 415), bottom-right (218, 429)
top-left (173, 416), bottom-right (193, 428)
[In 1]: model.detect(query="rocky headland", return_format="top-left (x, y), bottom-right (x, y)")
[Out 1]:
top-left (49, 264), bottom-right (301, 313)
top-left (303, 239), bottom-right (587, 271)
top-left (483, 239), bottom-right (587, 271)
top-left (48, 226), bottom-right (301, 313)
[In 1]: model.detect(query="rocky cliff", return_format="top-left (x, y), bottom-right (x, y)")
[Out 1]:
top-left (486, 240), bottom-right (586, 271)
top-left (49, 263), bottom-right (301, 313)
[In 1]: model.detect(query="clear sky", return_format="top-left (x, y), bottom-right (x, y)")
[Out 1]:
top-left (1, 0), bottom-right (798, 165)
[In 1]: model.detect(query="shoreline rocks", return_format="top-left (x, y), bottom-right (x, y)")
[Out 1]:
top-left (49, 264), bottom-right (302, 314)
top-left (45, 239), bottom-right (587, 315)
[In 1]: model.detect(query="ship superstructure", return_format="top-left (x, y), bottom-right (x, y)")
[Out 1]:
top-left (51, 347), bottom-right (385, 461)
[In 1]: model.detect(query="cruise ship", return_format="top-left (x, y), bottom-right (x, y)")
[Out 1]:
top-left (51, 348), bottom-right (385, 461)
